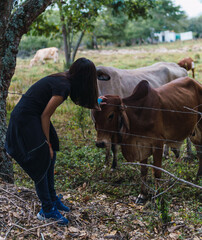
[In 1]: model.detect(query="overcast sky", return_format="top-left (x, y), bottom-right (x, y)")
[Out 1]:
top-left (173, 0), bottom-right (202, 18)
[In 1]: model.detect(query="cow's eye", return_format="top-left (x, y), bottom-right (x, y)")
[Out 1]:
top-left (108, 113), bottom-right (114, 121)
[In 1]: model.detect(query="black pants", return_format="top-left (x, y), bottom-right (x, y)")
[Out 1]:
top-left (35, 152), bottom-right (57, 212)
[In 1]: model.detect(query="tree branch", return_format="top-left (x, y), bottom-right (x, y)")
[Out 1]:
top-left (8, 0), bottom-right (53, 40)
top-left (123, 162), bottom-right (202, 190)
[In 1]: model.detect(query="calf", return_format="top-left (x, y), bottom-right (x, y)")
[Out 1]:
top-left (178, 57), bottom-right (195, 78)
top-left (93, 77), bottom-right (202, 202)
top-left (30, 47), bottom-right (59, 67)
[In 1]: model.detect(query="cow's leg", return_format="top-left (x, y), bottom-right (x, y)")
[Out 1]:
top-left (195, 145), bottom-right (202, 178)
top-left (111, 143), bottom-right (118, 169)
top-left (136, 158), bottom-right (148, 204)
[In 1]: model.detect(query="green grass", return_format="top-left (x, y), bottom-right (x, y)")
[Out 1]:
top-left (8, 39), bottom-right (202, 227)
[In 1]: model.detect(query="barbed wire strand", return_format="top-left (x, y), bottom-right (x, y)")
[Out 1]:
top-left (61, 136), bottom-right (202, 154)
top-left (5, 91), bottom-right (202, 115)
top-left (101, 102), bottom-right (201, 115)
top-left (7, 91), bottom-right (23, 96)
top-left (95, 128), bottom-right (202, 149)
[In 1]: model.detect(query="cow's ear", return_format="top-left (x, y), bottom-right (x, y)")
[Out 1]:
top-left (132, 80), bottom-right (150, 100)
top-left (96, 68), bottom-right (110, 81)
top-left (120, 105), bottom-right (130, 130)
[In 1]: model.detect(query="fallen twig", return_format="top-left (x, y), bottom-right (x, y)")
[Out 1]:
top-left (123, 162), bottom-right (202, 190)
top-left (0, 186), bottom-right (26, 203)
top-left (14, 221), bottom-right (58, 237)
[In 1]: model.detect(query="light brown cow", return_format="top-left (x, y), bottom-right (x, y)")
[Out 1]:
top-left (30, 47), bottom-right (59, 67)
top-left (178, 57), bottom-right (195, 78)
top-left (97, 62), bottom-right (187, 97)
top-left (96, 62), bottom-right (188, 168)
top-left (93, 77), bottom-right (202, 202)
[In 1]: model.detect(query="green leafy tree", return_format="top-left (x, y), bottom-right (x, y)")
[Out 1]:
top-left (90, 0), bottom-right (157, 47)
top-left (125, 0), bottom-right (186, 44)
top-left (28, 0), bottom-right (159, 65)
top-left (28, 0), bottom-right (112, 66)
top-left (92, 0), bottom-right (186, 46)
top-left (187, 15), bottom-right (202, 38)
top-left (29, 9), bottom-right (61, 38)
top-left (56, 0), bottom-right (112, 67)
top-left (97, 9), bottom-right (128, 47)
top-left (148, 0), bottom-right (185, 32)
top-left (0, 0), bottom-right (53, 183)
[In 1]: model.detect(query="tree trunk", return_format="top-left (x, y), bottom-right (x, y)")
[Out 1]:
top-left (0, 0), bottom-right (52, 183)
top-left (62, 23), bottom-right (70, 66)
top-left (71, 30), bottom-right (85, 63)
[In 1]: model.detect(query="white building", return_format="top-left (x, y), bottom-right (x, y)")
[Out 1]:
top-left (154, 30), bottom-right (193, 42)
top-left (180, 31), bottom-right (193, 41)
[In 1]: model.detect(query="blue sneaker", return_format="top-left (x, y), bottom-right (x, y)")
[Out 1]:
top-left (54, 195), bottom-right (70, 212)
top-left (37, 207), bottom-right (69, 226)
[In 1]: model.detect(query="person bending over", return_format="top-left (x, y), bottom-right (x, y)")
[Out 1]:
top-left (5, 57), bottom-right (99, 225)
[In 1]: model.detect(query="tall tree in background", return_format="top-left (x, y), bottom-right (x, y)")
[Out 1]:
top-left (91, 0), bottom-right (156, 46)
top-left (28, 0), bottom-right (159, 66)
top-left (92, 0), bottom-right (185, 46)
top-left (188, 15), bottom-right (202, 38)
top-left (0, 0), bottom-right (53, 183)
top-left (57, 0), bottom-right (112, 67)
top-left (28, 0), bottom-right (112, 67)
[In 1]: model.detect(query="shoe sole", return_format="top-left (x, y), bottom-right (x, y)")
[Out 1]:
top-left (37, 212), bottom-right (46, 221)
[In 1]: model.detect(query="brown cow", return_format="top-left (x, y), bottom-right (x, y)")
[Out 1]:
top-left (178, 57), bottom-right (195, 78)
top-left (93, 77), bottom-right (202, 203)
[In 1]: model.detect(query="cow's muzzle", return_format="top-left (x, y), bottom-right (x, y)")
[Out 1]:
top-left (96, 141), bottom-right (106, 148)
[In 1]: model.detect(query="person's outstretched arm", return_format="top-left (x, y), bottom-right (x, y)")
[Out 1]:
top-left (41, 95), bottom-right (64, 159)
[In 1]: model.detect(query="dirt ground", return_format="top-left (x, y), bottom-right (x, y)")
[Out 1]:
top-left (0, 180), bottom-right (201, 240)
top-left (80, 44), bottom-right (202, 56)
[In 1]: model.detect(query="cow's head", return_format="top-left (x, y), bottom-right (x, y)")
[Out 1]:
top-left (92, 95), bottom-right (129, 149)
top-left (30, 58), bottom-right (36, 67)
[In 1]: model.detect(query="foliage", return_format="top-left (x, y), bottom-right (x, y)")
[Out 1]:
top-left (90, 0), bottom-right (186, 46)
top-left (109, 0), bottom-right (156, 20)
top-left (150, 0), bottom-right (185, 32)
top-left (74, 106), bottom-right (90, 138)
top-left (28, 9), bottom-right (61, 38)
top-left (187, 15), bottom-right (202, 38)
top-left (26, 0), bottom-right (173, 64)
top-left (93, 8), bottom-right (129, 46)
top-left (156, 195), bottom-right (172, 224)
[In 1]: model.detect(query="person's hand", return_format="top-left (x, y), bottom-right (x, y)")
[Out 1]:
top-left (98, 96), bottom-right (107, 103)
top-left (96, 96), bottom-right (107, 110)
top-left (48, 142), bottom-right (54, 159)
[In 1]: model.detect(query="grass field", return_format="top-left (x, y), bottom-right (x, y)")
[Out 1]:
top-left (5, 39), bottom-right (202, 239)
